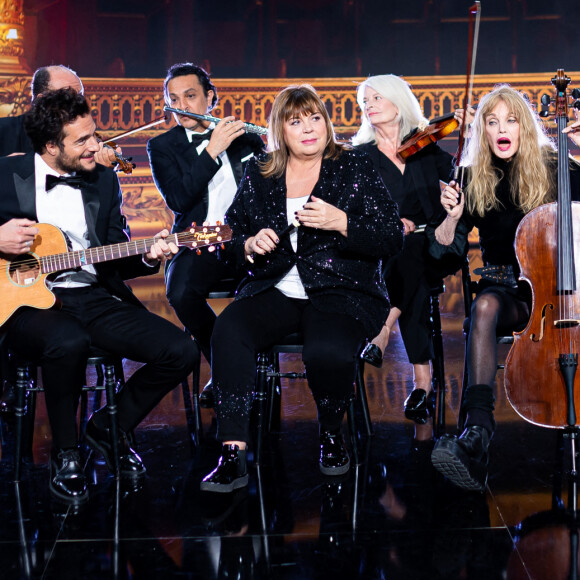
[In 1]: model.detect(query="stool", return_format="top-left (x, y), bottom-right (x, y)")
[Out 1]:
top-left (253, 332), bottom-right (373, 466)
top-left (13, 347), bottom-right (124, 481)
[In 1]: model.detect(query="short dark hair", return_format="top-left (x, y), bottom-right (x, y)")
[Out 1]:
top-left (24, 88), bottom-right (90, 154)
top-left (163, 62), bottom-right (218, 109)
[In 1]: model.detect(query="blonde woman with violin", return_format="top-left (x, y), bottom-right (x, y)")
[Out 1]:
top-left (430, 85), bottom-right (580, 491)
top-left (353, 74), bottom-right (469, 433)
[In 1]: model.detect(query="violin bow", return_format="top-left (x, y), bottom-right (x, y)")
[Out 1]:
top-left (455, 1), bottom-right (481, 187)
top-left (101, 116), bottom-right (168, 145)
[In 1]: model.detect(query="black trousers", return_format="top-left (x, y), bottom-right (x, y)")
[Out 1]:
top-left (165, 247), bottom-right (235, 362)
top-left (211, 288), bottom-right (367, 443)
top-left (5, 285), bottom-right (198, 450)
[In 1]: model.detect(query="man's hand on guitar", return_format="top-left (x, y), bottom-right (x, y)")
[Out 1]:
top-left (0, 219), bottom-right (39, 255)
top-left (146, 229), bottom-right (179, 263)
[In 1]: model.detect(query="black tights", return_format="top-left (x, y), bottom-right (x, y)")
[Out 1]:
top-left (464, 286), bottom-right (530, 433)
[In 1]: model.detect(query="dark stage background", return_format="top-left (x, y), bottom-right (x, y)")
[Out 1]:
top-left (21, 0), bottom-right (580, 80)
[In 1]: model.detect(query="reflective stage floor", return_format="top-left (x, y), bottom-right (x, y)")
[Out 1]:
top-left (0, 277), bottom-right (577, 579)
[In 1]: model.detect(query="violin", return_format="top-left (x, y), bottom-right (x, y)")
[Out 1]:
top-left (93, 115), bottom-right (169, 175)
top-left (95, 132), bottom-right (136, 175)
top-left (504, 69), bottom-right (580, 429)
top-left (397, 113), bottom-right (459, 159)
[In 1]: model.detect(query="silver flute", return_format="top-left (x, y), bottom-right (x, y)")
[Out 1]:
top-left (163, 106), bottom-right (268, 136)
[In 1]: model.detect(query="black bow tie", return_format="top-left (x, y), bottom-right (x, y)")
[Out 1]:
top-left (188, 131), bottom-right (212, 146)
top-left (46, 174), bottom-right (85, 192)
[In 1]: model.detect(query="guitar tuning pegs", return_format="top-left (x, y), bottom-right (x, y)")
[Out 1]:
top-left (539, 94), bottom-right (551, 118)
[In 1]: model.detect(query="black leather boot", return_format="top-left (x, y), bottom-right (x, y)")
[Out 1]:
top-left (360, 343), bottom-right (383, 368)
top-left (319, 430), bottom-right (350, 476)
top-left (200, 444), bottom-right (248, 493)
top-left (404, 388), bottom-right (435, 424)
top-left (49, 448), bottom-right (89, 504)
top-left (431, 425), bottom-right (490, 491)
top-left (85, 411), bottom-right (146, 479)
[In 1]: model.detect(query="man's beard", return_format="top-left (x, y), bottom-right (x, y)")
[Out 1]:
top-left (55, 151), bottom-right (94, 175)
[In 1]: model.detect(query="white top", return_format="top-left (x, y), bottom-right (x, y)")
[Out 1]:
top-left (275, 195), bottom-right (309, 299)
top-left (186, 124), bottom-right (239, 225)
top-left (34, 154), bottom-right (97, 288)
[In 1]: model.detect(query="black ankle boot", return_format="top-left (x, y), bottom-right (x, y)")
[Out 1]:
top-left (49, 448), bottom-right (89, 504)
top-left (319, 430), bottom-right (350, 476)
top-left (201, 444), bottom-right (248, 493)
top-left (360, 343), bottom-right (383, 368)
top-left (404, 389), bottom-right (435, 424)
top-left (431, 425), bottom-right (491, 491)
top-left (85, 411), bottom-right (145, 479)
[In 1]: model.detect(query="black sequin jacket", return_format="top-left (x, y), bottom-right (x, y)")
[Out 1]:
top-left (224, 149), bottom-right (404, 337)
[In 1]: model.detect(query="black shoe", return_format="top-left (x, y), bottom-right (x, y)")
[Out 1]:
top-left (49, 448), bottom-right (89, 504)
top-left (200, 444), bottom-right (248, 493)
top-left (320, 431), bottom-right (350, 476)
top-left (360, 343), bottom-right (383, 368)
top-left (199, 380), bottom-right (215, 409)
top-left (431, 426), bottom-right (490, 492)
top-left (0, 382), bottom-right (17, 414)
top-left (85, 415), bottom-right (146, 479)
top-left (404, 389), bottom-right (435, 424)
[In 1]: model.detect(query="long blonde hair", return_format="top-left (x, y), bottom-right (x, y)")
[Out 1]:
top-left (463, 85), bottom-right (556, 217)
top-left (260, 84), bottom-right (347, 179)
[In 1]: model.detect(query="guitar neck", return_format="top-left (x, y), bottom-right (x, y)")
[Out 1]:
top-left (39, 228), bottom-right (229, 275)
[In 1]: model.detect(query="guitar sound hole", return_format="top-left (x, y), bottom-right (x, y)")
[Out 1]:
top-left (9, 255), bottom-right (40, 287)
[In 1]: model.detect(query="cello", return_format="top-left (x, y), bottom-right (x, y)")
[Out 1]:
top-left (504, 70), bottom-right (580, 430)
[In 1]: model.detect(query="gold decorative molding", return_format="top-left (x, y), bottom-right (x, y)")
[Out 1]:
top-left (0, 0), bottom-right (27, 75)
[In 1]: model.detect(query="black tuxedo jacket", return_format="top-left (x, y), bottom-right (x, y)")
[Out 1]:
top-left (0, 153), bottom-right (158, 308)
top-left (0, 115), bottom-right (34, 157)
top-left (147, 125), bottom-right (265, 233)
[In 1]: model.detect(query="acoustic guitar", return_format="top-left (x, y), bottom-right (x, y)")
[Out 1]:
top-left (0, 222), bottom-right (232, 327)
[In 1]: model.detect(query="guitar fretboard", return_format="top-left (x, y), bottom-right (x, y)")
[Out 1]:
top-left (39, 228), bottom-right (229, 275)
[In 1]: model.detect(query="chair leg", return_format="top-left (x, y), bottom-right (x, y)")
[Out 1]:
top-left (430, 292), bottom-right (446, 437)
top-left (355, 362), bottom-right (373, 437)
top-left (254, 352), bottom-right (270, 465)
top-left (14, 363), bottom-right (28, 482)
top-left (346, 399), bottom-right (359, 466)
top-left (267, 353), bottom-right (281, 433)
top-left (103, 362), bottom-right (120, 477)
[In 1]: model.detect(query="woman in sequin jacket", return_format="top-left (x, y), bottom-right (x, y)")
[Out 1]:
top-left (200, 84), bottom-right (403, 493)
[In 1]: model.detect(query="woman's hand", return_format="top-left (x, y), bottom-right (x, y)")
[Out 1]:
top-left (296, 195), bottom-right (348, 236)
top-left (401, 218), bottom-right (416, 235)
top-left (562, 109), bottom-right (580, 147)
top-left (454, 106), bottom-right (476, 131)
top-left (440, 180), bottom-right (464, 221)
top-left (244, 228), bottom-right (279, 259)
